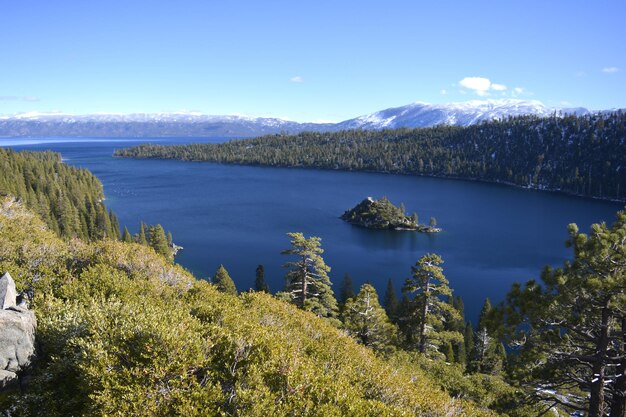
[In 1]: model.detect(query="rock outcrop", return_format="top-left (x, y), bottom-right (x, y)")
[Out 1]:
top-left (0, 272), bottom-right (36, 389)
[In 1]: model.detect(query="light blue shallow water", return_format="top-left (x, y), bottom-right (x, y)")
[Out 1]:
top-left (5, 137), bottom-right (623, 322)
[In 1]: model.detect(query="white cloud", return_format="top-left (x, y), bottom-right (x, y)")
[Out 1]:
top-left (289, 75), bottom-right (304, 83)
top-left (602, 67), bottom-right (619, 74)
top-left (458, 77), bottom-right (508, 96)
top-left (575, 71), bottom-right (586, 77)
top-left (440, 89), bottom-right (447, 95)
top-left (459, 77), bottom-right (492, 95)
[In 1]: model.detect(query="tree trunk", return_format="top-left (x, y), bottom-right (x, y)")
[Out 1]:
top-left (418, 289), bottom-right (429, 354)
top-left (589, 306), bottom-right (610, 417)
top-left (299, 259), bottom-right (307, 308)
top-left (609, 318), bottom-right (626, 417)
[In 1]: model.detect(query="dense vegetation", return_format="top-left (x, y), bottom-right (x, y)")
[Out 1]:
top-left (116, 112), bottom-right (626, 201)
top-left (0, 198), bottom-right (500, 416)
top-left (0, 148), bottom-right (120, 240)
top-left (4, 148), bottom-right (626, 416)
top-left (0, 148), bottom-right (179, 263)
top-left (501, 208), bottom-right (626, 415)
top-left (341, 196), bottom-right (439, 231)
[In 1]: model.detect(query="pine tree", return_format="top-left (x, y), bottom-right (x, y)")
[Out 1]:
top-left (383, 278), bottom-right (399, 322)
top-left (478, 298), bottom-right (493, 331)
top-left (456, 336), bottom-right (467, 366)
top-left (94, 203), bottom-right (112, 239)
top-left (396, 294), bottom-right (413, 343)
top-left (213, 264), bottom-right (237, 296)
top-left (447, 296), bottom-right (466, 365)
top-left (339, 273), bottom-right (355, 306)
top-left (109, 210), bottom-right (121, 240)
top-left (443, 341), bottom-right (455, 363)
top-left (255, 264), bottom-right (270, 293)
top-left (342, 284), bottom-right (397, 352)
top-left (472, 298), bottom-right (493, 372)
top-left (280, 232), bottom-right (338, 319)
top-left (495, 342), bottom-right (507, 373)
top-left (137, 222), bottom-right (148, 245)
top-left (504, 210), bottom-right (626, 415)
top-left (452, 296), bottom-right (465, 332)
top-left (148, 224), bottom-right (172, 262)
top-left (402, 254), bottom-right (462, 356)
top-left (464, 322), bottom-right (474, 368)
top-left (122, 226), bottom-right (132, 243)
top-left (471, 298), bottom-right (506, 374)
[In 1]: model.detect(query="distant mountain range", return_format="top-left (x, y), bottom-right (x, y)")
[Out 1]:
top-left (0, 99), bottom-right (605, 138)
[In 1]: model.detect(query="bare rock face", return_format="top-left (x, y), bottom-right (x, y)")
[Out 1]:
top-left (0, 272), bottom-right (36, 389)
top-left (0, 271), bottom-right (17, 310)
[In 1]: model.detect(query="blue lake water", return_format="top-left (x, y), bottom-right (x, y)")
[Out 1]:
top-left (4, 137), bottom-right (623, 322)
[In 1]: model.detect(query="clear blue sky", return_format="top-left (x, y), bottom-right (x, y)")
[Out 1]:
top-left (1, 0), bottom-right (624, 121)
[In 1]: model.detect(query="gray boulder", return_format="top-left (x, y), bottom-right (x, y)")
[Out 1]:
top-left (0, 272), bottom-right (17, 309)
top-left (0, 272), bottom-right (36, 389)
top-left (0, 369), bottom-right (17, 389)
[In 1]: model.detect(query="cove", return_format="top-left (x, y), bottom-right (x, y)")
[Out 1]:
top-left (6, 137), bottom-right (623, 322)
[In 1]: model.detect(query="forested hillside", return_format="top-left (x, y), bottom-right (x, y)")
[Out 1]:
top-left (4, 148), bottom-right (626, 415)
top-left (0, 148), bottom-right (119, 240)
top-left (0, 198), bottom-right (499, 416)
top-left (0, 148), bottom-right (180, 262)
top-left (116, 112), bottom-right (626, 201)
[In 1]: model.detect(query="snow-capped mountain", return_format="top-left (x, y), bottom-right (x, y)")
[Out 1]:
top-left (0, 112), bottom-right (332, 138)
top-left (333, 99), bottom-right (589, 130)
top-left (0, 100), bottom-right (593, 138)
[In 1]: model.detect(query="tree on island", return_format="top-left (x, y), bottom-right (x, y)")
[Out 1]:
top-left (402, 253), bottom-right (462, 357)
top-left (213, 264), bottom-right (237, 296)
top-left (279, 232), bottom-right (338, 320)
top-left (255, 264), bottom-right (270, 293)
top-left (341, 197), bottom-right (440, 232)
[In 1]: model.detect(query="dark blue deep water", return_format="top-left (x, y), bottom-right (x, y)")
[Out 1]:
top-left (3, 137), bottom-right (623, 321)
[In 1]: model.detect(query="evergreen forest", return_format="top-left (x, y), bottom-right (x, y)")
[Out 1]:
top-left (116, 112), bottom-right (626, 201)
top-left (2, 146), bottom-right (626, 416)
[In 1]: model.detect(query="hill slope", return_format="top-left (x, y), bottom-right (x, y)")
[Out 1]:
top-left (0, 148), bottom-right (120, 240)
top-left (0, 198), bottom-right (493, 416)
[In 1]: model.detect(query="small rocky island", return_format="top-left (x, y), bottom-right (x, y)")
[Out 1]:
top-left (340, 197), bottom-right (441, 233)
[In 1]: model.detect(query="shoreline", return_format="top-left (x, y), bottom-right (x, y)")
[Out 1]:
top-left (114, 153), bottom-right (626, 204)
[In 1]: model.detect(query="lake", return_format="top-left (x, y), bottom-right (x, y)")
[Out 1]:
top-left (4, 137), bottom-right (623, 322)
